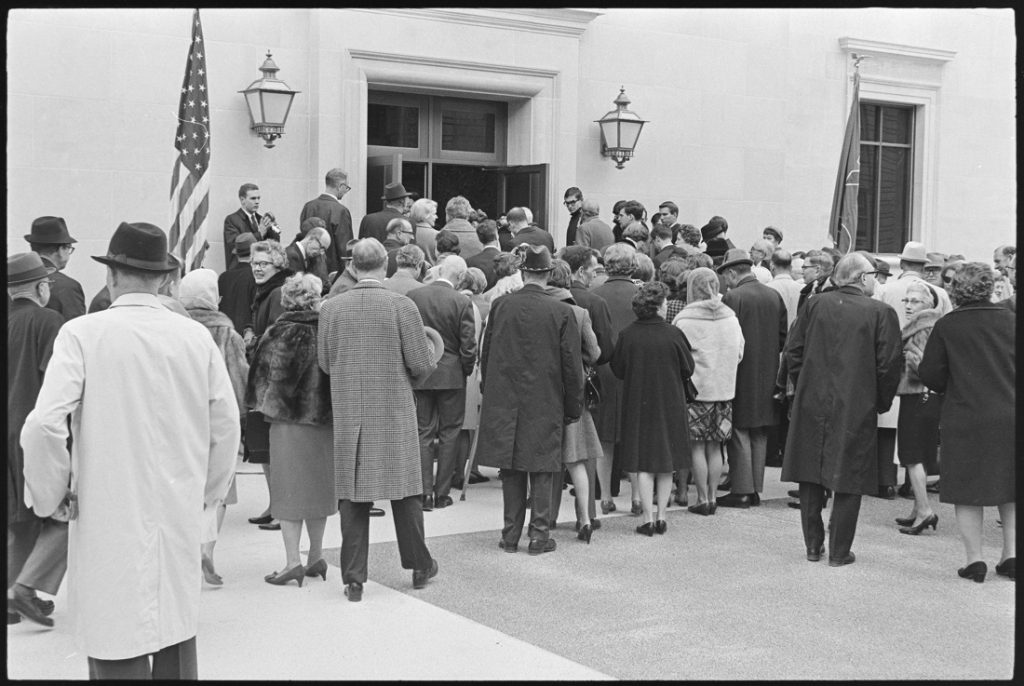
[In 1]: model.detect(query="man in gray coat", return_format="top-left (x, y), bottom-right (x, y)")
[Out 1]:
top-left (781, 253), bottom-right (903, 566)
top-left (318, 238), bottom-right (438, 601)
top-left (476, 245), bottom-right (583, 555)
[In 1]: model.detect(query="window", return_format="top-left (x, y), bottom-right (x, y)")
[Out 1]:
top-left (856, 103), bottom-right (915, 254)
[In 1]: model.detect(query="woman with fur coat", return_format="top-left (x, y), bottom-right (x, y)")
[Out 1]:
top-left (247, 273), bottom-right (334, 587)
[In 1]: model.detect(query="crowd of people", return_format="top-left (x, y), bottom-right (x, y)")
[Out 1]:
top-left (6, 175), bottom-right (1016, 677)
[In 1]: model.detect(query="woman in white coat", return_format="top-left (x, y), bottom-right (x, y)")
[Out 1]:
top-left (673, 268), bottom-right (745, 514)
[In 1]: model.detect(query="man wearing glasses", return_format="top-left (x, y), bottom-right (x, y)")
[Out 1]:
top-left (382, 217), bottom-right (416, 278)
top-left (24, 216), bottom-right (86, 321)
top-left (299, 168), bottom-right (354, 278)
top-left (563, 187), bottom-right (584, 248)
top-left (285, 219), bottom-right (333, 293)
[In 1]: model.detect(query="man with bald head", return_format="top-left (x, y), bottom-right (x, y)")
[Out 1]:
top-left (574, 199), bottom-right (615, 253)
top-left (406, 255), bottom-right (478, 510)
top-left (781, 252), bottom-right (903, 567)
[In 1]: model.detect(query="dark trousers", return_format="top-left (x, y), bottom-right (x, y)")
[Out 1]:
top-left (799, 483), bottom-right (861, 561)
top-left (87, 636), bottom-right (197, 680)
top-left (500, 469), bottom-right (554, 544)
top-left (416, 388), bottom-right (466, 499)
top-left (7, 517), bottom-right (68, 595)
top-left (877, 428), bottom-right (897, 487)
top-left (338, 497), bottom-right (433, 585)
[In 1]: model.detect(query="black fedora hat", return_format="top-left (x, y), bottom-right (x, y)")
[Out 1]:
top-left (382, 182), bottom-right (414, 202)
top-left (7, 252), bottom-right (56, 285)
top-left (91, 222), bottom-right (178, 273)
top-left (24, 216), bottom-right (77, 244)
top-left (518, 244), bottom-right (554, 272)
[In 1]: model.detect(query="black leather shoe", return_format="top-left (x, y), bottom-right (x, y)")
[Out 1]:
top-left (468, 472), bottom-right (490, 484)
top-left (995, 558), bottom-right (1015, 580)
top-left (787, 501), bottom-right (801, 509)
top-left (422, 494), bottom-right (434, 511)
top-left (369, 506), bottom-right (386, 517)
top-left (31, 597), bottom-right (54, 616)
top-left (787, 489), bottom-right (800, 499)
top-left (7, 611), bottom-right (20, 625)
top-left (897, 482), bottom-right (913, 499)
top-left (413, 559), bottom-right (438, 589)
top-left (435, 495), bottom-right (453, 509)
top-left (8, 595), bottom-right (54, 627)
top-left (498, 539), bottom-right (518, 553)
top-left (635, 522), bottom-right (655, 537)
top-left (958, 560), bottom-right (987, 583)
top-left (716, 493), bottom-right (751, 509)
top-left (806, 544), bottom-right (825, 562)
top-left (248, 513), bottom-right (273, 525)
top-left (345, 582), bottom-right (363, 602)
top-left (451, 479), bottom-right (465, 490)
top-left (591, 518), bottom-right (601, 530)
top-left (876, 486), bottom-right (896, 500)
top-left (828, 552), bottom-right (856, 567)
top-left (655, 519), bottom-right (667, 534)
top-left (258, 520), bottom-right (281, 531)
top-left (926, 480), bottom-right (940, 494)
top-left (749, 492), bottom-right (761, 506)
top-left (717, 479), bottom-right (731, 492)
top-left (527, 538), bottom-right (556, 555)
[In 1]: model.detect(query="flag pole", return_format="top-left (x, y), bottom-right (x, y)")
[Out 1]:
top-left (829, 53), bottom-right (868, 254)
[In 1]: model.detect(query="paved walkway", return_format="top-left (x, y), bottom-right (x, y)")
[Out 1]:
top-left (7, 461), bottom-right (1015, 679)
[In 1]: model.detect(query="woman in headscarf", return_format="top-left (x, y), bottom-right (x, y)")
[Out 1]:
top-left (919, 262), bottom-right (1015, 582)
top-left (247, 273), bottom-right (335, 587)
top-left (893, 280), bottom-right (944, 535)
top-left (672, 268), bottom-right (744, 515)
top-left (612, 282), bottom-right (695, 535)
top-left (179, 269), bottom-right (249, 585)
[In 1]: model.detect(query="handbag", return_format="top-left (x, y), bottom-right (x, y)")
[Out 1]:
top-left (683, 376), bottom-right (698, 404)
top-left (584, 365), bottom-right (602, 410)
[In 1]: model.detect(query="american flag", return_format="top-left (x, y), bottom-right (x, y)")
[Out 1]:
top-left (829, 69), bottom-right (861, 255)
top-left (168, 9), bottom-right (211, 271)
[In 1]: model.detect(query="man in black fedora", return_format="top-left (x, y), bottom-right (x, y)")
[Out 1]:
top-left (21, 221), bottom-right (238, 678)
top-left (25, 216), bottom-right (86, 321)
top-left (359, 181), bottom-right (414, 244)
top-left (7, 253), bottom-right (67, 627)
top-left (476, 245), bottom-right (584, 555)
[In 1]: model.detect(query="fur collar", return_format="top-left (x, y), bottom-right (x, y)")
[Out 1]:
top-left (902, 307), bottom-right (940, 340)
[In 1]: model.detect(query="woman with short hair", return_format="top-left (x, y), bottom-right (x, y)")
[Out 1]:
top-left (410, 198), bottom-right (440, 265)
top-left (247, 273), bottom-right (335, 586)
top-left (919, 262), bottom-right (1016, 582)
top-left (611, 281), bottom-right (695, 535)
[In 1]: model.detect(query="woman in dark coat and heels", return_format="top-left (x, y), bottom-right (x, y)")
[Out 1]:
top-left (919, 262), bottom-right (1016, 583)
top-left (611, 281), bottom-right (695, 536)
top-left (247, 273), bottom-right (335, 586)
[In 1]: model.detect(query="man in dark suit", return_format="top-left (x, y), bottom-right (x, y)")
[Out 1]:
top-left (224, 183), bottom-right (280, 270)
top-left (507, 207), bottom-right (554, 252)
top-left (359, 182), bottom-right (413, 244)
top-left (217, 234), bottom-right (257, 335)
top-left (25, 216), bottom-right (85, 321)
top-left (299, 168), bottom-right (354, 277)
top-left (716, 249), bottom-right (788, 509)
top-left (406, 255), bottom-right (477, 511)
top-left (650, 223), bottom-right (687, 271)
top-left (285, 222), bottom-right (332, 291)
top-left (382, 217), bottom-right (415, 278)
top-left (563, 186), bottom-right (583, 247)
top-left (657, 201), bottom-right (685, 244)
top-left (465, 219), bottom-right (503, 290)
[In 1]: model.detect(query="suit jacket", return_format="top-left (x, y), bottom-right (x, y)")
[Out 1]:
top-left (223, 208), bottom-right (280, 270)
top-left (217, 263), bottom-right (257, 334)
top-left (498, 226), bottom-right (515, 253)
top-left (382, 237), bottom-right (404, 278)
top-left (652, 244), bottom-right (688, 272)
top-left (40, 256), bottom-right (85, 321)
top-left (441, 218), bottom-right (484, 259)
top-left (565, 210), bottom-right (582, 248)
top-left (512, 225), bottom-right (555, 252)
top-left (299, 193), bottom-right (353, 275)
top-left (383, 270), bottom-right (424, 296)
top-left (465, 245), bottom-right (502, 290)
top-left (285, 242), bottom-right (330, 293)
top-left (359, 207), bottom-right (405, 244)
top-left (406, 280), bottom-right (477, 390)
top-left (575, 217), bottom-right (615, 253)
top-left (570, 280), bottom-right (614, 366)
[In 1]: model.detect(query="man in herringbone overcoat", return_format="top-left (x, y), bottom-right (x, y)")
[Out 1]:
top-left (318, 238), bottom-right (439, 601)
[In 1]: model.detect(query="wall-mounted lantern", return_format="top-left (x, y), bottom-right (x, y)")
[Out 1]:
top-left (595, 86), bottom-right (648, 169)
top-left (239, 51), bottom-right (300, 148)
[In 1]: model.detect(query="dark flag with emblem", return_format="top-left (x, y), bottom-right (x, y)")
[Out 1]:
top-left (829, 69), bottom-right (860, 254)
top-left (169, 9), bottom-right (211, 271)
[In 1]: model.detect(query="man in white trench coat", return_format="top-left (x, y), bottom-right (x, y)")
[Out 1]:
top-left (21, 222), bottom-right (239, 679)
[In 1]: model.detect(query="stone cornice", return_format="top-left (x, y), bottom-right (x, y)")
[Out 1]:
top-left (351, 8), bottom-right (603, 38)
top-left (839, 37), bottom-right (957, 65)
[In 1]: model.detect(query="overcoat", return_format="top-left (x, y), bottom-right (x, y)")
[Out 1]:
top-left (318, 281), bottom-right (436, 501)
top-left (7, 299), bottom-right (63, 523)
top-left (251, 269), bottom-right (291, 337)
top-left (441, 217), bottom-right (484, 258)
top-left (186, 306), bottom-right (249, 413)
top-left (299, 193), bottom-right (353, 275)
top-left (217, 263), bottom-right (257, 335)
top-left (611, 317), bottom-right (695, 473)
top-left (722, 274), bottom-right (787, 428)
top-left (406, 280), bottom-right (477, 390)
top-left (780, 286), bottom-right (903, 494)
top-left (358, 206), bottom-right (405, 244)
top-left (918, 302), bottom-right (1015, 505)
top-left (590, 275), bottom-right (639, 441)
top-left (40, 255), bottom-right (86, 321)
top-left (20, 293), bottom-right (238, 660)
top-left (476, 283), bottom-right (583, 472)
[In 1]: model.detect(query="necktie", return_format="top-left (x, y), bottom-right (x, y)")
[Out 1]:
top-left (250, 213), bottom-right (259, 236)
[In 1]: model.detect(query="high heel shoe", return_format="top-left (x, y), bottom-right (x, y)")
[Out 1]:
top-left (957, 560), bottom-right (987, 583)
top-left (265, 564), bottom-right (305, 587)
top-left (899, 513), bottom-right (938, 536)
top-left (709, 502), bottom-right (717, 515)
top-left (304, 559), bottom-right (328, 580)
top-left (577, 523), bottom-right (593, 544)
top-left (635, 522), bottom-right (655, 537)
top-left (894, 514), bottom-right (917, 527)
top-left (600, 500), bottom-right (616, 515)
top-left (655, 519), bottom-right (667, 534)
top-left (631, 501), bottom-right (643, 516)
top-left (995, 558), bottom-right (1015, 580)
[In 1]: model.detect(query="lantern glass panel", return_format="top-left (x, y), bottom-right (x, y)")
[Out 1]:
top-left (244, 91), bottom-right (261, 125)
top-left (261, 91), bottom-right (292, 126)
top-left (618, 120), bottom-right (643, 150)
top-left (599, 119), bottom-right (620, 149)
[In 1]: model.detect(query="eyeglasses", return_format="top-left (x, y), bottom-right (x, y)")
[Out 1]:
top-left (63, 245), bottom-right (75, 253)
top-left (860, 270), bottom-right (879, 277)
top-left (251, 260), bottom-right (273, 269)
top-left (564, 199), bottom-right (580, 206)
